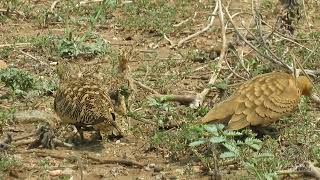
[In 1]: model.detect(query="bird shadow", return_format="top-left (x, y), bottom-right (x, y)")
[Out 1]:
top-left (67, 134), bottom-right (123, 153)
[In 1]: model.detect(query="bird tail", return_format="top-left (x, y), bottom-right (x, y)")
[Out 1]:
top-left (198, 98), bottom-right (236, 124)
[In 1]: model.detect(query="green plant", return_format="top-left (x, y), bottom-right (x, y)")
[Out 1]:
top-left (0, 68), bottom-right (57, 97)
top-left (0, 107), bottom-right (16, 126)
top-left (57, 29), bottom-right (109, 58)
top-left (0, 154), bottom-right (19, 173)
top-left (147, 96), bottom-right (173, 112)
top-left (189, 124), bottom-right (279, 178)
top-left (152, 124), bottom-right (205, 155)
top-left (38, 158), bottom-right (50, 171)
top-left (0, 47), bottom-right (13, 59)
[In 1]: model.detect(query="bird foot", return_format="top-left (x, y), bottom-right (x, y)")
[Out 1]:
top-left (91, 131), bottom-right (103, 141)
top-left (107, 132), bottom-right (123, 141)
top-left (251, 126), bottom-right (279, 138)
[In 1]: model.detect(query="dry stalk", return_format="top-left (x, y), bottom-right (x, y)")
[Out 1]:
top-left (172, 0), bottom-right (219, 48)
top-left (190, 0), bottom-right (227, 108)
top-left (224, 6), bottom-right (320, 76)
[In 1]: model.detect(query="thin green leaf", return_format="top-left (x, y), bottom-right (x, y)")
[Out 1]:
top-left (189, 140), bottom-right (205, 147)
top-left (209, 136), bottom-right (226, 144)
top-left (220, 151), bottom-right (237, 159)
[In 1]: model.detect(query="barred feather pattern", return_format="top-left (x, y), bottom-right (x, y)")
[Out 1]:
top-left (200, 72), bottom-right (312, 130)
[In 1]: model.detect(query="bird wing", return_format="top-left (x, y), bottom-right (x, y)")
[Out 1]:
top-left (54, 80), bottom-right (115, 126)
top-left (228, 72), bottom-right (301, 130)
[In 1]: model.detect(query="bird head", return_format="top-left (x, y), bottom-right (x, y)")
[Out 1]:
top-left (297, 76), bottom-right (313, 96)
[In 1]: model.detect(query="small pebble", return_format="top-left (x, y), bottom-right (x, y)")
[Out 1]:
top-left (169, 175), bottom-right (178, 180)
top-left (154, 166), bottom-right (164, 172)
top-left (144, 166), bottom-right (151, 171)
top-left (155, 174), bottom-right (163, 180)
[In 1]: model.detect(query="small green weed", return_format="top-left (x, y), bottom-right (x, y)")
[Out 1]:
top-left (57, 29), bottom-right (109, 59)
top-left (30, 30), bottom-right (109, 59)
top-left (0, 154), bottom-right (19, 173)
top-left (0, 68), bottom-right (57, 97)
top-left (38, 158), bottom-right (50, 171)
top-left (0, 107), bottom-right (16, 126)
top-left (152, 124), bottom-right (205, 157)
top-left (190, 124), bottom-right (278, 178)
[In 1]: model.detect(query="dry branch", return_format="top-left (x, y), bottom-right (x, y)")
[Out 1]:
top-left (190, 0), bottom-right (227, 108)
top-left (153, 94), bottom-right (195, 105)
top-left (20, 150), bottom-right (145, 168)
top-left (277, 161), bottom-right (320, 179)
top-left (0, 43), bottom-right (31, 48)
top-left (224, 6), bottom-right (320, 76)
top-left (133, 79), bottom-right (160, 95)
top-left (85, 153), bottom-right (145, 168)
top-left (175, 2), bottom-right (219, 48)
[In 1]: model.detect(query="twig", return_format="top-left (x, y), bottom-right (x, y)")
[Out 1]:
top-left (21, 149), bottom-right (73, 159)
top-left (84, 153), bottom-right (145, 168)
top-left (13, 139), bottom-right (35, 147)
top-left (21, 149), bottom-right (145, 168)
top-left (50, 0), bottom-right (61, 12)
top-left (224, 56), bottom-right (247, 80)
top-left (132, 79), bottom-right (160, 95)
top-left (174, 0), bottom-right (219, 48)
top-left (301, 0), bottom-right (312, 30)
top-left (224, 6), bottom-right (320, 76)
top-left (311, 94), bottom-right (320, 104)
top-left (277, 162), bottom-right (320, 179)
top-left (76, 0), bottom-right (103, 7)
top-left (0, 43), bottom-right (31, 48)
top-left (307, 161), bottom-right (320, 179)
top-left (153, 94), bottom-right (195, 105)
top-left (13, 138), bottom-right (73, 148)
top-left (163, 34), bottom-right (174, 46)
top-left (261, 19), bottom-right (312, 52)
top-left (19, 50), bottom-right (46, 65)
top-left (0, 8), bottom-right (24, 16)
top-left (13, 133), bottom-right (35, 141)
top-left (190, 0), bottom-right (227, 108)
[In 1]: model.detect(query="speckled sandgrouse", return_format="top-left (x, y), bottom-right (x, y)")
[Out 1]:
top-left (200, 72), bottom-right (313, 130)
top-left (54, 62), bottom-right (124, 142)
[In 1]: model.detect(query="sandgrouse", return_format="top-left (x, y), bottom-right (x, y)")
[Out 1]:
top-left (54, 62), bottom-right (124, 143)
top-left (200, 72), bottom-right (312, 130)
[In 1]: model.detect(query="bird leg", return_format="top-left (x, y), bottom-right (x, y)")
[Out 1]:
top-left (251, 126), bottom-right (279, 138)
top-left (91, 130), bottom-right (103, 141)
top-left (75, 125), bottom-right (85, 143)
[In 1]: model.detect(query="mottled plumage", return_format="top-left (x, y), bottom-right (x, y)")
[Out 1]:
top-left (54, 62), bottom-right (123, 142)
top-left (200, 72), bottom-right (313, 130)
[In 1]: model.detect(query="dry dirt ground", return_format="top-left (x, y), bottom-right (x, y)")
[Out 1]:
top-left (0, 0), bottom-right (320, 180)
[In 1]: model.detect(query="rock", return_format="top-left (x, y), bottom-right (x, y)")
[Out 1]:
top-left (14, 110), bottom-right (58, 125)
top-left (192, 165), bottom-right (201, 173)
top-left (49, 170), bottom-right (62, 176)
top-left (144, 166), bottom-right (151, 171)
top-left (62, 168), bottom-right (74, 175)
top-left (175, 168), bottom-right (184, 175)
top-left (154, 166), bottom-right (164, 172)
top-left (0, 60), bottom-right (7, 69)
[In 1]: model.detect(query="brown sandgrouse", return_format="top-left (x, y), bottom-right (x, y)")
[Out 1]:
top-left (200, 72), bottom-right (312, 130)
top-left (54, 62), bottom-right (124, 142)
